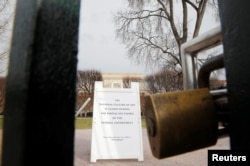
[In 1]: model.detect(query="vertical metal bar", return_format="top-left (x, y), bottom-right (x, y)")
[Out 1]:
top-left (2, 0), bottom-right (80, 166)
top-left (2, 1), bottom-right (38, 166)
top-left (219, 0), bottom-right (250, 150)
top-left (181, 51), bottom-right (198, 90)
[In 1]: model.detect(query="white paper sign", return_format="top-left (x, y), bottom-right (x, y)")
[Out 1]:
top-left (90, 81), bottom-right (144, 162)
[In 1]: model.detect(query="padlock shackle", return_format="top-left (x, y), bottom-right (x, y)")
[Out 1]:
top-left (198, 54), bottom-right (224, 89)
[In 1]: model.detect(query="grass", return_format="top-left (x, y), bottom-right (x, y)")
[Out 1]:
top-left (75, 118), bottom-right (93, 129)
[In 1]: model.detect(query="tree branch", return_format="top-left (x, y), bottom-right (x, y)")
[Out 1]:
top-left (136, 33), bottom-right (182, 66)
top-left (185, 0), bottom-right (198, 11)
top-left (182, 0), bottom-right (188, 42)
top-left (156, 0), bottom-right (182, 46)
top-left (193, 0), bottom-right (208, 37)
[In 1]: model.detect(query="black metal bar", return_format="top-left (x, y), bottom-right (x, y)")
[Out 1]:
top-left (219, 0), bottom-right (250, 150)
top-left (2, 1), bottom-right (38, 166)
top-left (2, 0), bottom-right (80, 166)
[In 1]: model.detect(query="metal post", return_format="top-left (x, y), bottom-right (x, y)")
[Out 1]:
top-left (219, 0), bottom-right (250, 150)
top-left (2, 1), bottom-right (38, 166)
top-left (2, 0), bottom-right (81, 166)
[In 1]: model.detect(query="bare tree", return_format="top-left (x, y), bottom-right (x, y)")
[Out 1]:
top-left (145, 75), bottom-right (158, 94)
top-left (76, 70), bottom-right (102, 95)
top-left (145, 69), bottom-right (183, 94)
top-left (114, 0), bottom-right (218, 72)
top-left (75, 70), bottom-right (102, 116)
top-left (0, 0), bottom-right (13, 74)
top-left (0, 0), bottom-right (10, 36)
top-left (0, 0), bottom-right (12, 114)
top-left (161, 69), bottom-right (183, 91)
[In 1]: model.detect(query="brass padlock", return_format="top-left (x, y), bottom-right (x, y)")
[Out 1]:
top-left (145, 88), bottom-right (218, 159)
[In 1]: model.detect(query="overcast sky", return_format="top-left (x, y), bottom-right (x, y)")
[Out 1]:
top-left (77, 0), bottom-right (149, 74)
top-left (77, 0), bottom-right (221, 75)
top-left (1, 0), bottom-right (221, 76)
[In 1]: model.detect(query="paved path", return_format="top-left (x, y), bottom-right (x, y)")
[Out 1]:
top-left (74, 129), bottom-right (230, 166)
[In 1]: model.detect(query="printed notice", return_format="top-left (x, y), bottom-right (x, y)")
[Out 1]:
top-left (90, 81), bottom-right (144, 162)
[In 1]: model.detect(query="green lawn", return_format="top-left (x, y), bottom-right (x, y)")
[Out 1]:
top-left (75, 118), bottom-right (93, 129)
top-left (0, 118), bottom-right (146, 129)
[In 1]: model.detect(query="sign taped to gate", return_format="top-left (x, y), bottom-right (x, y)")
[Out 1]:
top-left (90, 81), bottom-right (144, 162)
